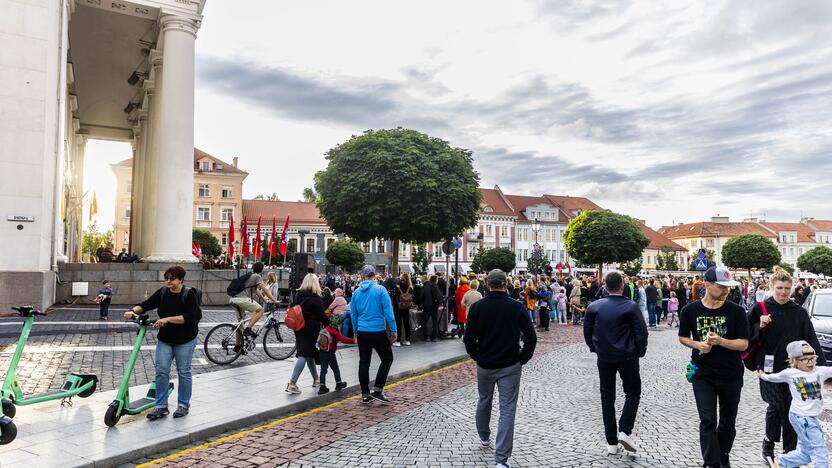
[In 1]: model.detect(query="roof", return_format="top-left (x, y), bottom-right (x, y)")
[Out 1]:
top-left (111, 149), bottom-right (247, 175)
top-left (503, 194), bottom-right (562, 222)
top-left (242, 199), bottom-right (326, 225)
top-left (807, 220), bottom-right (832, 232)
top-left (759, 222), bottom-right (815, 243)
top-left (658, 222), bottom-right (776, 239)
top-left (542, 194), bottom-right (603, 216)
top-left (478, 188), bottom-right (515, 216)
top-left (637, 221), bottom-right (686, 251)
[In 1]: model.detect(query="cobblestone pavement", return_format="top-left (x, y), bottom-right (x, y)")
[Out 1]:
top-left (0, 305), bottom-right (294, 394)
top-left (133, 324), bottom-right (831, 468)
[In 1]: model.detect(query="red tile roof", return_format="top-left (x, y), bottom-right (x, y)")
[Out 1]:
top-left (543, 194), bottom-right (603, 216)
top-left (807, 220), bottom-right (832, 232)
top-left (242, 199), bottom-right (326, 225)
top-left (658, 222), bottom-right (776, 239)
top-left (760, 222), bottom-right (815, 243)
top-left (479, 188), bottom-right (515, 216)
top-left (112, 149), bottom-right (247, 175)
top-left (637, 221), bottom-right (686, 251)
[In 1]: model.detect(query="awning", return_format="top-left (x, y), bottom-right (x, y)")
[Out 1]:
top-left (434, 265), bottom-right (446, 272)
top-left (399, 264), bottom-right (411, 273)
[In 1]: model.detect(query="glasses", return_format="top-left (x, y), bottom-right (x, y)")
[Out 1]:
top-left (796, 356), bottom-right (817, 364)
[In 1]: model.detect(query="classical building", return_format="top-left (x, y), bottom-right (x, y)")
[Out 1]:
top-left (112, 149), bottom-right (247, 252)
top-left (0, 0), bottom-right (206, 311)
top-left (634, 221), bottom-right (687, 270)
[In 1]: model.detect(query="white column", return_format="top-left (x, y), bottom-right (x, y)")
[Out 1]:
top-left (144, 14), bottom-right (199, 263)
top-left (141, 54), bottom-right (162, 259)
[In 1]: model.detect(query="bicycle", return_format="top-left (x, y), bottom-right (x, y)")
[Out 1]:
top-left (203, 304), bottom-right (296, 365)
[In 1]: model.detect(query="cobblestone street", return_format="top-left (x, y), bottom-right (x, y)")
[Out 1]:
top-left (131, 324), bottom-right (811, 468)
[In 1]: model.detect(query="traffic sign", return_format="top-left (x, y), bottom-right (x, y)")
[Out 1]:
top-left (695, 258), bottom-right (708, 271)
top-left (442, 240), bottom-right (454, 256)
top-left (697, 249), bottom-right (706, 260)
top-left (453, 238), bottom-right (463, 249)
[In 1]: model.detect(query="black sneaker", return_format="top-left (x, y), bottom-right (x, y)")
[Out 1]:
top-left (232, 344), bottom-right (242, 353)
top-left (361, 394), bottom-right (373, 404)
top-left (370, 391), bottom-right (391, 404)
top-left (146, 407), bottom-right (169, 420)
top-left (173, 406), bottom-right (189, 418)
top-left (719, 452), bottom-right (731, 468)
top-left (243, 327), bottom-right (256, 337)
top-left (318, 385), bottom-right (330, 395)
top-left (761, 438), bottom-right (775, 465)
top-left (335, 381), bottom-right (347, 391)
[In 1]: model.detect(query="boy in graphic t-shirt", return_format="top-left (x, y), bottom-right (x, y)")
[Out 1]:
top-left (759, 340), bottom-right (832, 468)
top-left (678, 266), bottom-right (749, 468)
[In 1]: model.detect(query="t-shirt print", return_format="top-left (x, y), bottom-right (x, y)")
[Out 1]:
top-left (795, 377), bottom-right (823, 401)
top-left (696, 316), bottom-right (727, 342)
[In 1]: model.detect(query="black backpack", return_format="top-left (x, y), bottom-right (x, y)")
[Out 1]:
top-left (160, 286), bottom-right (203, 322)
top-left (227, 272), bottom-right (253, 297)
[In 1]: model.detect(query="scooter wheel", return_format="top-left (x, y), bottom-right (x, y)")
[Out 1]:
top-left (0, 419), bottom-right (17, 445)
top-left (1, 399), bottom-right (15, 419)
top-left (78, 379), bottom-right (97, 398)
top-left (104, 401), bottom-right (122, 427)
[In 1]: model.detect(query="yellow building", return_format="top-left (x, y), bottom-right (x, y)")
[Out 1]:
top-left (111, 148), bottom-right (248, 255)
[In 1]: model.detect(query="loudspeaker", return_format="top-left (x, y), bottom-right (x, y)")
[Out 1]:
top-left (290, 253), bottom-right (316, 289)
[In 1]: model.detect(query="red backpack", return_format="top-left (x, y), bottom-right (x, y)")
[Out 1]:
top-left (285, 304), bottom-right (305, 331)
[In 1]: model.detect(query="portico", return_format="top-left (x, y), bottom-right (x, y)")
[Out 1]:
top-left (0, 0), bottom-right (206, 311)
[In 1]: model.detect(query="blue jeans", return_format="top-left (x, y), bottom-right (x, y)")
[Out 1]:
top-left (340, 314), bottom-right (353, 338)
top-left (647, 303), bottom-right (657, 326)
top-left (154, 337), bottom-right (197, 409)
top-left (290, 356), bottom-right (319, 383)
top-left (780, 412), bottom-right (828, 468)
top-left (99, 301), bottom-right (110, 318)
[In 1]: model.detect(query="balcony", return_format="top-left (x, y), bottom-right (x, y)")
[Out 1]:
top-left (195, 220), bottom-right (212, 228)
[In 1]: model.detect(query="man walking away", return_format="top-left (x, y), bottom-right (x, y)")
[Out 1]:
top-left (679, 266), bottom-right (749, 468)
top-left (584, 272), bottom-right (648, 457)
top-left (464, 269), bottom-right (537, 468)
top-left (645, 279), bottom-right (658, 327)
top-left (350, 265), bottom-right (397, 404)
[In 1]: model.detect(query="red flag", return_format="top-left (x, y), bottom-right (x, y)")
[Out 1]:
top-left (253, 217), bottom-right (262, 260)
top-left (268, 217), bottom-right (277, 256)
top-left (192, 242), bottom-right (198, 257)
top-left (278, 216), bottom-right (290, 256)
top-left (241, 216), bottom-right (249, 257)
top-left (197, 241), bottom-right (202, 257)
top-left (228, 215), bottom-right (235, 259)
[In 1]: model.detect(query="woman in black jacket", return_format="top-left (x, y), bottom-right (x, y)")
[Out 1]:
top-left (421, 275), bottom-right (442, 342)
top-left (285, 273), bottom-right (330, 395)
top-left (748, 266), bottom-right (826, 461)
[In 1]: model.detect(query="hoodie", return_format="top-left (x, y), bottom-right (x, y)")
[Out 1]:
top-left (748, 297), bottom-right (826, 373)
top-left (350, 279), bottom-right (396, 333)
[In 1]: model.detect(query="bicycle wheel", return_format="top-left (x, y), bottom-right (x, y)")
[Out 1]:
top-left (262, 322), bottom-right (296, 360)
top-left (203, 323), bottom-right (243, 365)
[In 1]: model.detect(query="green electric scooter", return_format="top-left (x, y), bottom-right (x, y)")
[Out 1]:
top-left (0, 306), bottom-right (98, 444)
top-left (104, 314), bottom-right (173, 427)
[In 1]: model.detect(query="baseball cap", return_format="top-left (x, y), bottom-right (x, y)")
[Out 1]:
top-left (786, 340), bottom-right (816, 359)
top-left (360, 264), bottom-right (376, 277)
top-left (704, 266), bottom-right (740, 287)
top-left (486, 269), bottom-right (507, 287)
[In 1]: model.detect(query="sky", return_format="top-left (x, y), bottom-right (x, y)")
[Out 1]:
top-left (85, 0), bottom-right (832, 232)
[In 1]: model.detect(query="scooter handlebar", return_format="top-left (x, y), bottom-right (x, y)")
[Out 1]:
top-left (11, 306), bottom-right (43, 317)
top-left (127, 314), bottom-right (155, 326)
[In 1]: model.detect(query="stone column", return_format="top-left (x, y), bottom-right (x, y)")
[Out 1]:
top-left (141, 52), bottom-right (162, 259)
top-left (144, 14), bottom-right (199, 263)
top-left (130, 111), bottom-right (147, 256)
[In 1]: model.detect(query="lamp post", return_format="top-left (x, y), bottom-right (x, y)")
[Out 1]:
top-left (531, 218), bottom-right (542, 275)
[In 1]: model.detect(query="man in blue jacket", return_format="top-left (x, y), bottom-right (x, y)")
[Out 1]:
top-left (584, 271), bottom-right (648, 457)
top-left (351, 265), bottom-right (397, 404)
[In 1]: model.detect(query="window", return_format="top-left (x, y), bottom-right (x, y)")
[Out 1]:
top-left (222, 186), bottom-right (232, 198)
top-left (122, 207), bottom-right (131, 219)
top-left (791, 235), bottom-right (796, 243)
top-left (201, 161), bottom-right (211, 171)
top-left (327, 238), bottom-right (335, 250)
top-left (197, 207), bottom-right (210, 221)
top-left (400, 243), bottom-right (409, 257)
top-left (799, 248), bottom-right (804, 255)
top-left (468, 245), bottom-right (478, 259)
top-left (485, 225), bottom-right (493, 236)
top-left (221, 207), bottom-right (233, 222)
top-left (789, 247), bottom-right (794, 256)
top-left (500, 225), bottom-right (507, 237)
top-left (706, 239), bottom-right (714, 248)
top-left (221, 233), bottom-right (228, 245)
top-left (306, 238), bottom-right (315, 253)
top-left (377, 239), bottom-right (385, 253)
top-left (434, 244), bottom-right (444, 258)
top-left (126, 181), bottom-right (132, 193)
top-left (198, 184), bottom-right (210, 197)
top-left (363, 242), bottom-right (371, 253)
top-left (518, 229), bottom-right (528, 242)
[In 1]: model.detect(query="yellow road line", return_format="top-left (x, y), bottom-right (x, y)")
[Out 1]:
top-left (137, 359), bottom-right (471, 467)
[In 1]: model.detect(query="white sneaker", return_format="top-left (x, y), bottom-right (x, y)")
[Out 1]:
top-left (285, 382), bottom-right (301, 394)
top-left (312, 378), bottom-right (320, 387)
top-left (393, 342), bottom-right (401, 347)
top-left (607, 445), bottom-right (619, 455)
top-left (618, 432), bottom-right (637, 453)
top-left (403, 341), bottom-right (411, 346)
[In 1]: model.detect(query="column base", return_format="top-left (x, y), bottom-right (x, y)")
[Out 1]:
top-left (142, 254), bottom-right (199, 264)
top-left (0, 270), bottom-right (56, 312)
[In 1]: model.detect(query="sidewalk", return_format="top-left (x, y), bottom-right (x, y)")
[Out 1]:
top-left (0, 338), bottom-right (470, 468)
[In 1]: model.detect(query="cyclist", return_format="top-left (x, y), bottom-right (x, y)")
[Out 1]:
top-left (230, 262), bottom-right (279, 340)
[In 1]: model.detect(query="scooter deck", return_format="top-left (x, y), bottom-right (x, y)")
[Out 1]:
top-left (126, 397), bottom-right (155, 412)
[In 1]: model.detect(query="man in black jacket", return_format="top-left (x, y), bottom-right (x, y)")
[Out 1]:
top-left (464, 269), bottom-right (537, 468)
top-left (584, 271), bottom-right (648, 457)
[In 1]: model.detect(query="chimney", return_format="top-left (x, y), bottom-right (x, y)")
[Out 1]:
top-left (742, 217), bottom-right (758, 223)
top-left (232, 157), bottom-right (238, 168)
top-left (711, 216), bottom-right (729, 223)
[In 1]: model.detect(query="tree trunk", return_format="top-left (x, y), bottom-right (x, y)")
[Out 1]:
top-left (392, 239), bottom-right (399, 277)
top-left (598, 263), bottom-right (604, 282)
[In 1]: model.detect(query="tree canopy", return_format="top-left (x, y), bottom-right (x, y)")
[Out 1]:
top-left (563, 211), bottom-right (649, 278)
top-left (621, 259), bottom-right (643, 277)
top-left (721, 234), bottom-right (781, 276)
top-left (302, 188), bottom-right (317, 203)
top-left (192, 229), bottom-right (221, 257)
top-left (797, 246), bottom-right (832, 277)
top-left (82, 222), bottom-right (114, 260)
top-left (325, 239), bottom-right (366, 272)
top-left (526, 251), bottom-right (551, 275)
top-left (470, 247), bottom-right (516, 274)
top-left (253, 193), bottom-right (280, 201)
top-left (655, 246), bottom-right (679, 271)
top-left (315, 128), bottom-right (482, 274)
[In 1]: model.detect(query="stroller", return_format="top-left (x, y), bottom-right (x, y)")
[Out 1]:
top-left (536, 289), bottom-right (551, 331)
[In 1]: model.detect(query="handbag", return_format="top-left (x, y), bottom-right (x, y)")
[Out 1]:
top-left (741, 301), bottom-right (768, 371)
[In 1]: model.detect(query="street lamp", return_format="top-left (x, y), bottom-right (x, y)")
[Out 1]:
top-left (531, 218), bottom-right (542, 275)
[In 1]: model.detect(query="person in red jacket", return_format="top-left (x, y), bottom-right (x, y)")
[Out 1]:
top-left (455, 276), bottom-right (471, 338)
top-left (318, 320), bottom-right (356, 394)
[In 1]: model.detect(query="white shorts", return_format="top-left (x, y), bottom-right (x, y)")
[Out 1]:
top-left (229, 297), bottom-right (261, 319)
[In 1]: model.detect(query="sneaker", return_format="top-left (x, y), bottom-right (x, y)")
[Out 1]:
top-left (285, 382), bottom-right (301, 394)
top-left (312, 378), bottom-right (320, 387)
top-left (146, 407), bottom-right (169, 420)
top-left (335, 381), bottom-right (347, 391)
top-left (370, 391), bottom-right (391, 404)
top-left (403, 341), bottom-right (411, 346)
top-left (173, 406), bottom-right (189, 418)
top-left (618, 432), bottom-right (637, 453)
top-left (243, 327), bottom-right (256, 337)
top-left (761, 438), bottom-right (775, 464)
top-left (719, 452), bottom-right (731, 468)
top-left (361, 394), bottom-right (373, 404)
top-left (318, 385), bottom-right (330, 395)
top-left (607, 445), bottom-right (619, 455)
top-left (392, 342), bottom-right (402, 347)
top-left (481, 439), bottom-right (492, 448)
top-left (496, 463), bottom-right (510, 468)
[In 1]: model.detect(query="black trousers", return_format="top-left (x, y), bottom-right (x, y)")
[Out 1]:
top-left (357, 331), bottom-right (394, 395)
top-left (538, 308), bottom-right (550, 329)
top-left (423, 306), bottom-right (439, 340)
top-left (394, 307), bottom-right (412, 342)
top-left (761, 380), bottom-right (797, 452)
top-left (597, 357), bottom-right (641, 445)
top-left (692, 375), bottom-right (743, 466)
top-left (319, 351), bottom-right (341, 386)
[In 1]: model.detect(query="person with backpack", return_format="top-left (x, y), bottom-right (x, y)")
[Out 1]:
top-left (393, 273), bottom-right (414, 347)
top-left (421, 274), bottom-right (443, 342)
top-left (124, 265), bottom-right (201, 420)
top-left (316, 314), bottom-right (355, 395)
top-left (228, 262), bottom-right (279, 340)
top-left (285, 273), bottom-right (330, 395)
top-left (350, 265), bottom-right (396, 404)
